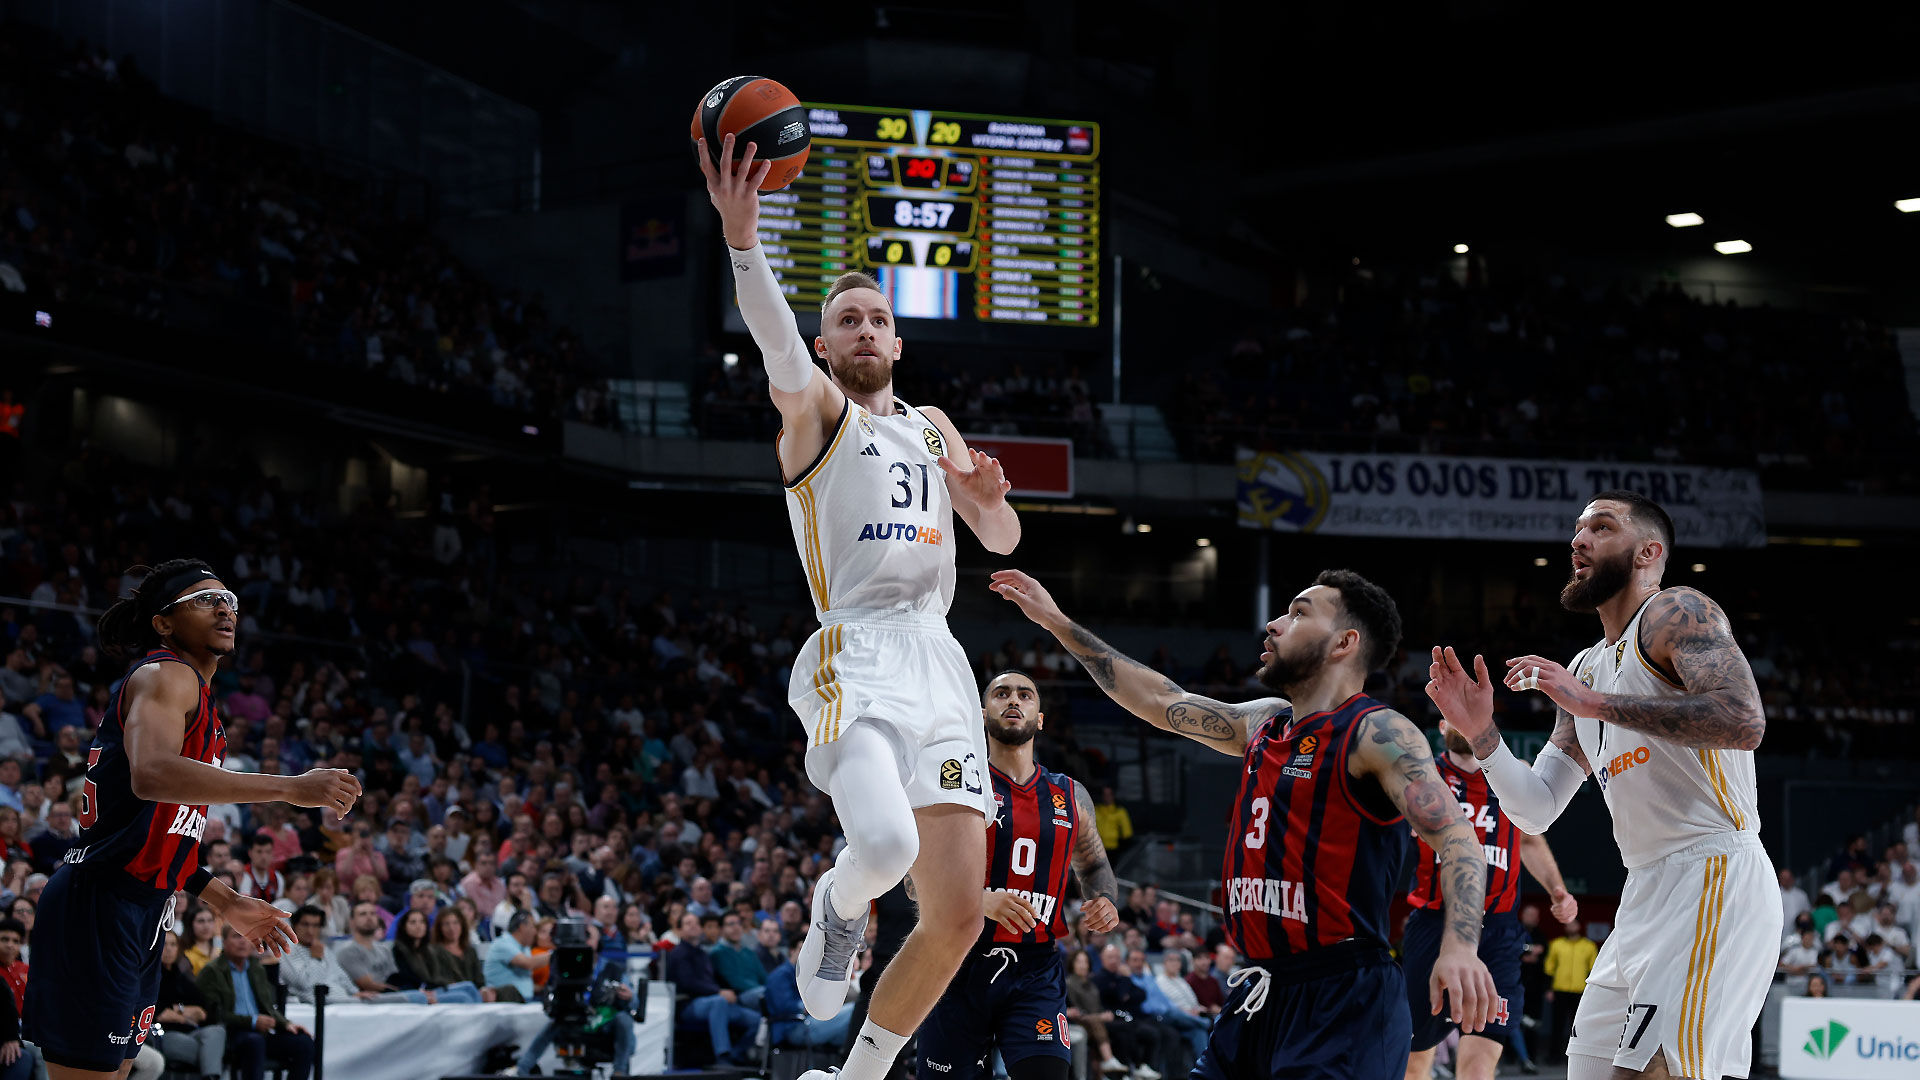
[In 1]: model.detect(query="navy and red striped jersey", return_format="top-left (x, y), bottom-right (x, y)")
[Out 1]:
top-left (982, 761), bottom-right (1079, 945)
top-left (1220, 693), bottom-right (1406, 962)
top-left (1407, 752), bottom-right (1522, 914)
top-left (68, 649), bottom-right (226, 897)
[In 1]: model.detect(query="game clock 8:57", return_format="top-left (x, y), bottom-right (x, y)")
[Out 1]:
top-left (864, 196), bottom-right (974, 235)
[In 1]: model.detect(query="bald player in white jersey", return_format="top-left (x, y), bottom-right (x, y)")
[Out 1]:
top-left (1424, 490), bottom-right (1778, 1080)
top-left (699, 133), bottom-right (1020, 1080)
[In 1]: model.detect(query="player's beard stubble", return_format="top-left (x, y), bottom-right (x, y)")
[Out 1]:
top-left (988, 715), bottom-right (1039, 747)
top-left (1560, 545), bottom-right (1634, 613)
top-left (1257, 632), bottom-right (1334, 697)
top-left (1443, 726), bottom-right (1475, 757)
top-left (830, 351), bottom-right (893, 395)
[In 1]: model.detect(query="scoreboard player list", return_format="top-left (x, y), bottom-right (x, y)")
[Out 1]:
top-left (747, 103), bottom-right (1102, 329)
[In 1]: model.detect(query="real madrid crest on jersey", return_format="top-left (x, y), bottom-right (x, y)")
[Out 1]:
top-left (858, 411), bottom-right (876, 437)
top-left (923, 426), bottom-right (945, 458)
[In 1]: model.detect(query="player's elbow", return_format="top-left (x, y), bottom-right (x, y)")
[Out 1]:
top-left (1507, 813), bottom-right (1553, 837)
top-left (129, 759), bottom-right (165, 801)
top-left (1731, 714), bottom-right (1765, 752)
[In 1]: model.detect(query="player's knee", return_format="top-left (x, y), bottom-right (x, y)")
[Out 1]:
top-left (851, 811), bottom-right (920, 884)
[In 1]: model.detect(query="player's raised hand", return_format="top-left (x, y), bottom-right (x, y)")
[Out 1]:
top-left (223, 895), bottom-right (297, 959)
top-left (984, 889), bottom-right (1040, 934)
top-left (1503, 654), bottom-right (1594, 717)
top-left (989, 569), bottom-right (1067, 631)
top-left (939, 448), bottom-right (1011, 507)
top-left (1549, 886), bottom-right (1578, 925)
top-left (695, 133), bottom-right (771, 250)
top-left (1430, 946), bottom-right (1500, 1033)
top-left (1079, 895), bottom-right (1121, 934)
top-left (286, 767), bottom-right (362, 816)
top-left (1425, 647), bottom-right (1497, 753)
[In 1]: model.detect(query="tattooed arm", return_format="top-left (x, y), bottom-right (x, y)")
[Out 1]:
top-left (1350, 708), bottom-right (1500, 1031)
top-left (989, 569), bottom-right (1283, 756)
top-left (1069, 779), bottom-right (1121, 931)
top-left (1507, 588), bottom-right (1764, 751)
top-left (1351, 709), bottom-right (1486, 950)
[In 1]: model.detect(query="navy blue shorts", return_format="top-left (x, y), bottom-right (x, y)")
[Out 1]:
top-left (1191, 949), bottom-right (1410, 1080)
top-left (918, 943), bottom-right (1071, 1080)
top-left (1401, 907), bottom-right (1526, 1052)
top-left (24, 865), bottom-right (173, 1071)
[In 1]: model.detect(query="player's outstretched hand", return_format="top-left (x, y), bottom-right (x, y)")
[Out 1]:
top-left (1549, 886), bottom-right (1578, 925)
top-left (988, 569), bottom-right (1067, 631)
top-left (695, 133), bottom-right (771, 250)
top-left (224, 895), bottom-right (297, 959)
top-left (287, 767), bottom-right (362, 816)
top-left (939, 448), bottom-right (1011, 507)
top-left (1425, 646), bottom-right (1498, 753)
top-left (984, 889), bottom-right (1040, 934)
top-left (1503, 654), bottom-right (1593, 717)
top-left (1080, 896), bottom-right (1120, 934)
top-left (1430, 947), bottom-right (1500, 1033)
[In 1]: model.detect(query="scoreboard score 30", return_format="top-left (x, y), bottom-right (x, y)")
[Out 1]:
top-left (723, 102), bottom-right (1102, 337)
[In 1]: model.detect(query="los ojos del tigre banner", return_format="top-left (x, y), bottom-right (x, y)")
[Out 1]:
top-left (1236, 449), bottom-right (1766, 549)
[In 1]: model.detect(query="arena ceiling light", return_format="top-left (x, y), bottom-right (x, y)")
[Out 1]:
top-left (1665, 212), bottom-right (1705, 227)
top-left (1453, 243), bottom-right (1470, 254)
top-left (1713, 240), bottom-right (1752, 255)
top-left (722, 352), bottom-right (740, 368)
top-left (1196, 538), bottom-right (1212, 548)
top-left (1897, 197), bottom-right (1920, 213)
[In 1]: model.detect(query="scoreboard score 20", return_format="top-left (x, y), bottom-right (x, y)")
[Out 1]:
top-left (724, 102), bottom-right (1101, 336)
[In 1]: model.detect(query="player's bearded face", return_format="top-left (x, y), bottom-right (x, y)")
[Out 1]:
top-left (1441, 723), bottom-right (1474, 757)
top-left (1257, 626), bottom-right (1334, 694)
top-left (821, 290), bottom-right (897, 395)
top-left (988, 711), bottom-right (1039, 747)
top-left (1560, 544), bottom-right (1634, 613)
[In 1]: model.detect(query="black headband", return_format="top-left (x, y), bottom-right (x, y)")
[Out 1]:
top-left (145, 564), bottom-right (220, 615)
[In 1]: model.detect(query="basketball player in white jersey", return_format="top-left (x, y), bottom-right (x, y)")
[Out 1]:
top-left (1424, 490), bottom-right (1779, 1080)
top-left (698, 133), bottom-right (1020, 1080)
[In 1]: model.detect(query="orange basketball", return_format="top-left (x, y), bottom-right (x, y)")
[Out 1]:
top-left (690, 76), bottom-right (810, 192)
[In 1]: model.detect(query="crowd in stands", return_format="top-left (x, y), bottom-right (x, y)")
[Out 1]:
top-left (0, 26), bottom-right (615, 429)
top-left (1157, 268), bottom-right (1916, 489)
top-left (1777, 828), bottom-right (1920, 1000)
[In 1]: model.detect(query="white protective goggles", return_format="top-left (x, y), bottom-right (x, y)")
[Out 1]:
top-left (163, 588), bottom-right (240, 614)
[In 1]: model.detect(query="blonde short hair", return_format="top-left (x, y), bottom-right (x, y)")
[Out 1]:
top-left (821, 272), bottom-right (885, 318)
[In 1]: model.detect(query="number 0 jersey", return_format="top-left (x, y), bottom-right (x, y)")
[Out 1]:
top-left (69, 649), bottom-right (227, 897)
top-left (982, 762), bottom-right (1080, 945)
top-left (1406, 753), bottom-right (1522, 914)
top-left (781, 397), bottom-right (957, 619)
top-left (1221, 693), bottom-right (1407, 962)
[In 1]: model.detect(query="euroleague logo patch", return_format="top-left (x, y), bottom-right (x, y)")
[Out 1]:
top-left (940, 759), bottom-right (963, 789)
top-left (1295, 735), bottom-right (1318, 755)
top-left (1034, 1018), bottom-right (1054, 1041)
top-left (923, 427), bottom-right (945, 458)
top-left (1052, 791), bottom-right (1067, 811)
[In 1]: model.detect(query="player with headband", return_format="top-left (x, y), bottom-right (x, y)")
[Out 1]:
top-left (25, 559), bottom-right (361, 1080)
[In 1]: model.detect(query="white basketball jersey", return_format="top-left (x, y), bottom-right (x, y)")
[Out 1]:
top-left (1570, 591), bottom-right (1761, 869)
top-left (781, 398), bottom-right (956, 619)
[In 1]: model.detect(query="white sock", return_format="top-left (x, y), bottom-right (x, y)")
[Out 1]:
top-left (838, 1020), bottom-right (908, 1080)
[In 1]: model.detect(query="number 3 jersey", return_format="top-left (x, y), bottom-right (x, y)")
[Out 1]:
top-left (1221, 693), bottom-right (1407, 962)
top-left (781, 397), bottom-right (956, 619)
top-left (70, 648), bottom-right (227, 897)
top-left (1406, 754), bottom-right (1522, 914)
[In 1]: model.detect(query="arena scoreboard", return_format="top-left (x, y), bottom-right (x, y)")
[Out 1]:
top-left (724, 102), bottom-right (1102, 337)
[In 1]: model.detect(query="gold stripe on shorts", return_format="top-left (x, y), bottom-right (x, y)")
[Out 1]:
top-left (812, 625), bottom-right (844, 746)
top-left (1679, 854), bottom-right (1729, 1076)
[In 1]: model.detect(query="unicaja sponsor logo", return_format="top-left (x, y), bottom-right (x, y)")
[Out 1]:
top-left (1804, 1020), bottom-right (1848, 1060)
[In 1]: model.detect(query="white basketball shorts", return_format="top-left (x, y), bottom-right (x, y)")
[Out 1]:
top-left (1568, 831), bottom-right (1782, 1080)
top-left (788, 607), bottom-right (990, 816)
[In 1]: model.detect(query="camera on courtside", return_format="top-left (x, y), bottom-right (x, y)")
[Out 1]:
top-left (539, 918), bottom-right (646, 1075)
